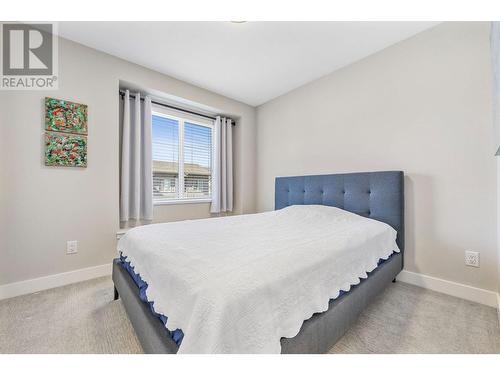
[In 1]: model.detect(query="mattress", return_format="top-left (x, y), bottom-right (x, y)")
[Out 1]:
top-left (117, 205), bottom-right (399, 353)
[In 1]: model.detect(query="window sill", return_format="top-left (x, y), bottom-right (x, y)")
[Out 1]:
top-left (154, 198), bottom-right (212, 206)
top-left (116, 229), bottom-right (128, 240)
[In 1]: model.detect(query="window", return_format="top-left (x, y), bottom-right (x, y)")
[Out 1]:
top-left (152, 108), bottom-right (214, 204)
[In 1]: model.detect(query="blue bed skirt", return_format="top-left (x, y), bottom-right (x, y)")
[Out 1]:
top-left (118, 253), bottom-right (184, 345)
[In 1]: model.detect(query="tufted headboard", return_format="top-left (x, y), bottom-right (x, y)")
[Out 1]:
top-left (275, 171), bottom-right (404, 252)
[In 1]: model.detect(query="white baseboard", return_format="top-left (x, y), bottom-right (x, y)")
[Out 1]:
top-left (397, 270), bottom-right (498, 308)
top-left (1, 262), bottom-right (498, 314)
top-left (0, 263), bottom-right (112, 300)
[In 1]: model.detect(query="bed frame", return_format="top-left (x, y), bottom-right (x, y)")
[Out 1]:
top-left (112, 170), bottom-right (404, 354)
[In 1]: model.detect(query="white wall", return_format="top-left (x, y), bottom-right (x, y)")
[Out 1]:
top-left (256, 22), bottom-right (498, 291)
top-left (0, 36), bottom-right (256, 285)
top-left (496, 151), bottom-right (500, 304)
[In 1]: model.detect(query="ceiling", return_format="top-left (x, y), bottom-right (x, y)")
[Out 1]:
top-left (59, 22), bottom-right (439, 106)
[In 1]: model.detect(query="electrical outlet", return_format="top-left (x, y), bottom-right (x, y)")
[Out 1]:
top-left (67, 240), bottom-right (78, 255)
top-left (465, 250), bottom-right (479, 267)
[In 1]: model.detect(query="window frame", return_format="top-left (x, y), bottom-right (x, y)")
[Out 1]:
top-left (151, 105), bottom-right (215, 206)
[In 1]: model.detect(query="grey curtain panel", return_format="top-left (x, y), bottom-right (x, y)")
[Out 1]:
top-left (211, 116), bottom-right (233, 213)
top-left (120, 90), bottom-right (153, 225)
top-left (491, 22), bottom-right (500, 155)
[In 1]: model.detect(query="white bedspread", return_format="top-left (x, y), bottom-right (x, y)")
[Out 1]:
top-left (118, 205), bottom-right (399, 353)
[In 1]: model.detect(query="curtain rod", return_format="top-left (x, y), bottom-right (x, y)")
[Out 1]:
top-left (119, 91), bottom-right (235, 126)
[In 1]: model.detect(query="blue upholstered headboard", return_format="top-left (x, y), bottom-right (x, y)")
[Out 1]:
top-left (275, 171), bottom-right (404, 252)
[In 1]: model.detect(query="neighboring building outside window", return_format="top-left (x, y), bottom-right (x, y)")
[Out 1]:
top-left (152, 108), bottom-right (213, 203)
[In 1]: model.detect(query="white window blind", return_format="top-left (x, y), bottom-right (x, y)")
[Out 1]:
top-left (183, 122), bottom-right (212, 199)
top-left (152, 111), bottom-right (213, 203)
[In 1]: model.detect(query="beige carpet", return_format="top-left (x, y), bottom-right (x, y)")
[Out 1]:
top-left (0, 276), bottom-right (499, 354)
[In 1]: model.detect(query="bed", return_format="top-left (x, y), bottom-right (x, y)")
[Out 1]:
top-left (112, 170), bottom-right (404, 354)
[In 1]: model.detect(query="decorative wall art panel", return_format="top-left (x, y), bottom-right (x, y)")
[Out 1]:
top-left (45, 132), bottom-right (87, 168)
top-left (45, 97), bottom-right (88, 135)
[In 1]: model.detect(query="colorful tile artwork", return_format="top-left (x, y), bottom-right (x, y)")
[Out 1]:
top-left (44, 97), bottom-right (88, 167)
top-left (45, 97), bottom-right (88, 134)
top-left (45, 132), bottom-right (87, 167)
